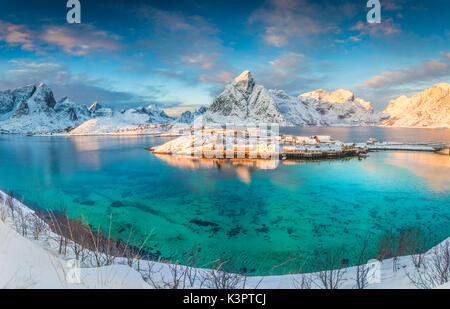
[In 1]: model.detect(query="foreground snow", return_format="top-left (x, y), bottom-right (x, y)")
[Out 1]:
top-left (0, 190), bottom-right (448, 289)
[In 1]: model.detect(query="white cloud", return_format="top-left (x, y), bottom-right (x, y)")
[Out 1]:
top-left (359, 56), bottom-right (450, 89)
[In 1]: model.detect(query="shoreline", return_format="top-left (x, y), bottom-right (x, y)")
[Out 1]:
top-left (1, 189), bottom-right (449, 289)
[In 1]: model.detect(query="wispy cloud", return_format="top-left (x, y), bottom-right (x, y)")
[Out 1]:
top-left (0, 20), bottom-right (35, 51)
top-left (134, 6), bottom-right (236, 89)
top-left (0, 60), bottom-right (148, 108)
top-left (256, 52), bottom-right (323, 93)
top-left (0, 20), bottom-right (123, 56)
top-left (356, 53), bottom-right (450, 111)
top-left (41, 25), bottom-right (123, 56)
top-left (249, 0), bottom-right (357, 47)
top-left (358, 55), bottom-right (450, 89)
top-left (350, 18), bottom-right (401, 38)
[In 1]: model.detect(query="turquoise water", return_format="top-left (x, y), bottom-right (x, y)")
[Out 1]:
top-left (0, 128), bottom-right (449, 275)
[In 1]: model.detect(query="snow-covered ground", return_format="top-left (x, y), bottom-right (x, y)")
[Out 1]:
top-left (0, 191), bottom-right (149, 289)
top-left (0, 190), bottom-right (448, 289)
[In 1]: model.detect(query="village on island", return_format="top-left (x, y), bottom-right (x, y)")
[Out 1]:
top-left (150, 126), bottom-right (447, 161)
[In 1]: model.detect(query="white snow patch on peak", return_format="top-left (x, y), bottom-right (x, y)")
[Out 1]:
top-left (89, 101), bottom-right (101, 111)
top-left (434, 82), bottom-right (450, 90)
top-left (232, 70), bottom-right (255, 94)
top-left (355, 97), bottom-right (373, 111)
top-left (233, 70), bottom-right (253, 83)
top-left (300, 89), bottom-right (355, 104)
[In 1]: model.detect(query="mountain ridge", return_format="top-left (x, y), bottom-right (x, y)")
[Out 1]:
top-left (381, 83), bottom-right (450, 128)
top-left (203, 70), bottom-right (385, 126)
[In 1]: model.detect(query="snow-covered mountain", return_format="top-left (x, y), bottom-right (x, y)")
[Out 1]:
top-left (0, 83), bottom-right (90, 134)
top-left (382, 83), bottom-right (450, 128)
top-left (204, 71), bottom-right (291, 125)
top-left (176, 106), bottom-right (208, 124)
top-left (0, 83), bottom-right (178, 135)
top-left (69, 104), bottom-right (175, 135)
top-left (298, 89), bottom-right (386, 126)
top-left (202, 71), bottom-right (385, 126)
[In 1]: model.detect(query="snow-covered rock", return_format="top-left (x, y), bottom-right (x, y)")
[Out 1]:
top-left (382, 83), bottom-right (450, 128)
top-left (203, 71), bottom-right (384, 126)
top-left (298, 89), bottom-right (385, 126)
top-left (0, 83), bottom-right (178, 135)
top-left (89, 101), bottom-right (113, 118)
top-left (204, 71), bottom-right (291, 125)
top-left (54, 97), bottom-right (91, 122)
top-left (136, 105), bottom-right (174, 124)
top-left (12, 83), bottom-right (56, 118)
top-left (0, 85), bottom-right (36, 120)
top-left (177, 106), bottom-right (208, 124)
top-left (69, 105), bottom-right (174, 135)
top-left (0, 83), bottom-right (90, 134)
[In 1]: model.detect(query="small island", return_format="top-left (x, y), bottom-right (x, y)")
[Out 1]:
top-left (150, 128), bottom-right (446, 160)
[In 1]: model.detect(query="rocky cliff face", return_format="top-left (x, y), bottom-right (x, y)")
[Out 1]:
top-left (0, 83), bottom-right (90, 134)
top-left (204, 71), bottom-right (291, 125)
top-left (54, 97), bottom-right (90, 122)
top-left (0, 82), bottom-right (179, 134)
top-left (382, 83), bottom-right (450, 128)
top-left (203, 71), bottom-right (384, 126)
top-left (177, 106), bottom-right (208, 124)
top-left (0, 85), bottom-right (36, 119)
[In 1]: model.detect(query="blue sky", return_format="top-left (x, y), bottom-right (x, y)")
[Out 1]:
top-left (0, 0), bottom-right (448, 114)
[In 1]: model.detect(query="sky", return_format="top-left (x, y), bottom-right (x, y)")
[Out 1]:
top-left (0, 0), bottom-right (448, 114)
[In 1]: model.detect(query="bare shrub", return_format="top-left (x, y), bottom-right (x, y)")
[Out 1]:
top-left (313, 248), bottom-right (347, 289)
top-left (377, 228), bottom-right (427, 272)
top-left (31, 215), bottom-right (48, 240)
top-left (354, 235), bottom-right (374, 289)
top-left (289, 257), bottom-right (312, 289)
top-left (407, 241), bottom-right (450, 289)
top-left (40, 210), bottom-right (151, 267)
top-left (201, 259), bottom-right (247, 289)
top-left (143, 252), bottom-right (202, 289)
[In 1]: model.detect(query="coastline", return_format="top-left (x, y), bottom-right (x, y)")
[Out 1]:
top-left (1, 189), bottom-right (449, 289)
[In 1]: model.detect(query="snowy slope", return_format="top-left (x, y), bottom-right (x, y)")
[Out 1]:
top-left (177, 106), bottom-right (208, 124)
top-left (382, 83), bottom-right (450, 128)
top-left (299, 89), bottom-right (387, 126)
top-left (70, 105), bottom-right (174, 135)
top-left (203, 71), bottom-right (291, 125)
top-left (0, 83), bottom-right (179, 135)
top-left (203, 71), bottom-right (385, 126)
top-left (0, 83), bottom-right (91, 134)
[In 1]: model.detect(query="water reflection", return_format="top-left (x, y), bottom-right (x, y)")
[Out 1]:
top-left (154, 154), bottom-right (281, 184)
top-left (385, 152), bottom-right (450, 191)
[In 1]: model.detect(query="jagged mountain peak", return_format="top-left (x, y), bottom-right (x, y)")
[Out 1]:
top-left (205, 72), bottom-right (382, 126)
top-left (233, 70), bottom-right (253, 83)
top-left (232, 70), bottom-right (255, 95)
top-left (89, 101), bottom-right (103, 112)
